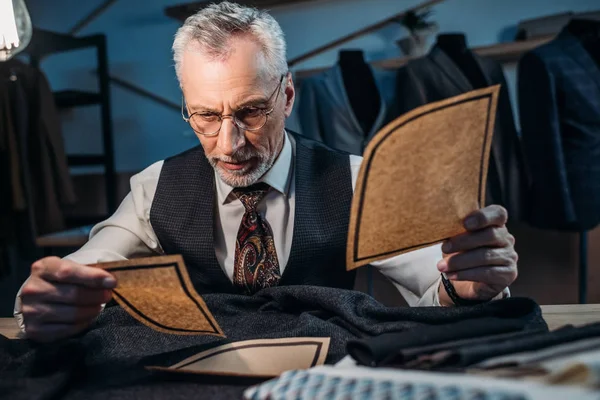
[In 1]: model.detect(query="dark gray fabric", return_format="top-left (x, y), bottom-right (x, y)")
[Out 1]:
top-left (150, 132), bottom-right (355, 295)
top-left (346, 316), bottom-right (539, 367)
top-left (474, 336), bottom-right (600, 369)
top-left (0, 335), bottom-right (85, 400)
top-left (382, 327), bottom-right (548, 369)
top-left (0, 287), bottom-right (545, 399)
top-left (518, 29), bottom-right (600, 231)
top-left (431, 322), bottom-right (600, 368)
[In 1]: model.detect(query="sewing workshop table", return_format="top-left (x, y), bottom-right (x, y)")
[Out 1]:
top-left (0, 304), bottom-right (599, 340)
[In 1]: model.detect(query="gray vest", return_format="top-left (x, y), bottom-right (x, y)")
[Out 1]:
top-left (149, 134), bottom-right (356, 294)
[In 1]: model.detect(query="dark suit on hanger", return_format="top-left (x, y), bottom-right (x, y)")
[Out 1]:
top-left (518, 29), bottom-right (600, 231)
top-left (394, 46), bottom-right (529, 221)
top-left (0, 59), bottom-right (76, 238)
top-left (296, 64), bottom-right (398, 155)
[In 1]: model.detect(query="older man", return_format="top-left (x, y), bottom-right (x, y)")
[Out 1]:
top-left (15, 2), bottom-right (517, 342)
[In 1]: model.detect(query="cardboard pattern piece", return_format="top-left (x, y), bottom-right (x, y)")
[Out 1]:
top-left (94, 255), bottom-right (224, 336)
top-left (347, 86), bottom-right (500, 270)
top-left (147, 337), bottom-right (330, 378)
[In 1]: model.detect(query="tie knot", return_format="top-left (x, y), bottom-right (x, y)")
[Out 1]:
top-left (233, 183), bottom-right (270, 211)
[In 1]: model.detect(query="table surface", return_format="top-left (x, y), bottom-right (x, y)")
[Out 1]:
top-left (1, 304), bottom-right (599, 340)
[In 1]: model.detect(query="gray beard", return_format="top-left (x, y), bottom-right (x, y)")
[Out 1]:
top-left (208, 149), bottom-right (276, 188)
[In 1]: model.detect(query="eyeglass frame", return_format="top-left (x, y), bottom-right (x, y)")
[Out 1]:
top-left (181, 73), bottom-right (287, 137)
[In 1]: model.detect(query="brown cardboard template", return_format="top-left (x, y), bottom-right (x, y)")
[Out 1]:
top-left (93, 255), bottom-right (224, 336)
top-left (347, 86), bottom-right (500, 270)
top-left (147, 337), bottom-right (330, 378)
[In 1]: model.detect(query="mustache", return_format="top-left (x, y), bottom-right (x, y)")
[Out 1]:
top-left (209, 148), bottom-right (266, 163)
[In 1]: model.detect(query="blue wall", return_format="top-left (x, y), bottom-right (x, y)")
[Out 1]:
top-left (26, 0), bottom-right (600, 173)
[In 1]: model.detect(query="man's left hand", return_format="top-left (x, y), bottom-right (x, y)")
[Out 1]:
top-left (437, 205), bottom-right (518, 305)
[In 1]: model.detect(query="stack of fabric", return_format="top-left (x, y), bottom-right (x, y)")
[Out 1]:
top-left (345, 318), bottom-right (600, 374)
top-left (1, 286), bottom-right (598, 399)
top-left (243, 295), bottom-right (600, 399)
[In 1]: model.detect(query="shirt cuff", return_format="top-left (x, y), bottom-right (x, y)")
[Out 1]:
top-left (415, 275), bottom-right (443, 307)
top-left (13, 276), bottom-right (29, 333)
top-left (496, 286), bottom-right (511, 300)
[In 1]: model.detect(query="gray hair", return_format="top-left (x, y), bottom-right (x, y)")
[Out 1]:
top-left (172, 1), bottom-right (288, 83)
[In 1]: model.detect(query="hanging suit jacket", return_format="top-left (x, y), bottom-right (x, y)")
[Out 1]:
top-left (296, 64), bottom-right (398, 155)
top-left (0, 71), bottom-right (25, 242)
top-left (518, 29), bottom-right (600, 231)
top-left (0, 59), bottom-right (76, 238)
top-left (393, 46), bottom-right (529, 221)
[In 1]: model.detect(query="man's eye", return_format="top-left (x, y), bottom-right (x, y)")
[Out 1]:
top-left (238, 107), bottom-right (262, 119)
top-left (198, 113), bottom-right (219, 122)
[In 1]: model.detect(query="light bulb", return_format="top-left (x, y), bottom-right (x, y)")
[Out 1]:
top-left (0, 0), bottom-right (32, 61)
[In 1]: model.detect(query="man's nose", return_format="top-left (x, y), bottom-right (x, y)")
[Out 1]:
top-left (217, 118), bottom-right (245, 156)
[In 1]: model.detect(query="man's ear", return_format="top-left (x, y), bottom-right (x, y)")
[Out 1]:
top-left (283, 73), bottom-right (295, 117)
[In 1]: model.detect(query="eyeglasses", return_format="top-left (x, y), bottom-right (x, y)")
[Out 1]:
top-left (182, 74), bottom-right (286, 136)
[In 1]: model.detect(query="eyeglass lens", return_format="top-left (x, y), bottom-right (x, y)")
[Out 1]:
top-left (189, 107), bottom-right (268, 134)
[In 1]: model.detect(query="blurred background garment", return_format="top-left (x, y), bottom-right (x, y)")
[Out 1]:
top-left (0, 59), bottom-right (76, 241)
top-left (518, 19), bottom-right (600, 232)
top-left (297, 50), bottom-right (398, 156)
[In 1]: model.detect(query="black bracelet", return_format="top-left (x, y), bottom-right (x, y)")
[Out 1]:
top-left (440, 273), bottom-right (488, 307)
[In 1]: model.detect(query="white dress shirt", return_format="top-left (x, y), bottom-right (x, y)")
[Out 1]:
top-left (14, 131), bottom-right (457, 330)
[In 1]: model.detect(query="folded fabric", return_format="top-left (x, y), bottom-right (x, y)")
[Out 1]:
top-left (243, 365), bottom-right (600, 400)
top-left (475, 336), bottom-right (600, 369)
top-left (429, 322), bottom-right (600, 368)
top-left (0, 335), bottom-right (86, 400)
top-left (396, 328), bottom-right (548, 368)
top-left (348, 317), bottom-right (528, 367)
top-left (0, 287), bottom-right (546, 399)
top-left (346, 297), bottom-right (546, 367)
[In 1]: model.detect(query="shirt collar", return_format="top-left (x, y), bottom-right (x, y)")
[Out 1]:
top-left (215, 130), bottom-right (293, 205)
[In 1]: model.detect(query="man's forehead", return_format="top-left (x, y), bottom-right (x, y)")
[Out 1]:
top-left (181, 37), bottom-right (271, 86)
top-left (182, 75), bottom-right (272, 110)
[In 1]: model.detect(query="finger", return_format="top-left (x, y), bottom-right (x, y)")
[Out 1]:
top-left (21, 303), bottom-right (102, 324)
top-left (31, 257), bottom-right (117, 289)
top-left (442, 226), bottom-right (512, 254)
top-left (439, 247), bottom-right (518, 272)
top-left (21, 277), bottom-right (113, 306)
top-left (463, 205), bottom-right (509, 231)
top-left (445, 265), bottom-right (518, 287)
top-left (24, 322), bottom-right (92, 343)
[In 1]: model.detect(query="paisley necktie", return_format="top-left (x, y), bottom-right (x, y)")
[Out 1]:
top-left (233, 183), bottom-right (281, 294)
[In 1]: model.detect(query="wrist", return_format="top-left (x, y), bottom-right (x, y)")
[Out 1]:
top-left (439, 274), bottom-right (490, 307)
top-left (438, 279), bottom-right (454, 307)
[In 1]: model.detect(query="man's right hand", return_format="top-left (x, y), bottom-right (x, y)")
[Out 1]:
top-left (19, 257), bottom-right (117, 342)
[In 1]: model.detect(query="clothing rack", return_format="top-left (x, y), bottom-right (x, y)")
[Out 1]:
top-left (24, 28), bottom-right (117, 220)
top-left (293, 35), bottom-right (554, 80)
